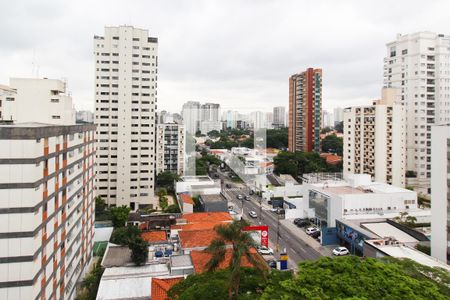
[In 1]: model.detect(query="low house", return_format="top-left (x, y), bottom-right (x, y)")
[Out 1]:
top-left (179, 193), bottom-right (194, 213)
top-left (151, 276), bottom-right (184, 300)
top-left (127, 212), bottom-right (176, 231)
top-left (141, 231), bottom-right (169, 245)
top-left (198, 194), bottom-right (228, 212)
top-left (189, 248), bottom-right (263, 273)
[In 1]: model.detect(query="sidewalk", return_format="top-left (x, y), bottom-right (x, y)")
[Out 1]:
top-left (280, 219), bottom-right (332, 257)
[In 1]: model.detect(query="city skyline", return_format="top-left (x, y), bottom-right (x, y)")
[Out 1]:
top-left (1, 1), bottom-right (449, 113)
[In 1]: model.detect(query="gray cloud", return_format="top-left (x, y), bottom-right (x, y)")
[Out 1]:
top-left (0, 0), bottom-right (449, 113)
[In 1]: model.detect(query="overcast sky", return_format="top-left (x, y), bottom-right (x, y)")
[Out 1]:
top-left (1, 0), bottom-right (449, 114)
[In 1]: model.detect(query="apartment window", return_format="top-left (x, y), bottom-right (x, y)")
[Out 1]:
top-left (50, 98), bottom-right (59, 103)
top-left (52, 115), bottom-right (61, 119)
top-left (112, 36), bottom-right (119, 40)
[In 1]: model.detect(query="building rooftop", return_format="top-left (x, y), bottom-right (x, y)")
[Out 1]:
top-left (180, 175), bottom-right (214, 183)
top-left (141, 231), bottom-right (168, 243)
top-left (151, 277), bottom-right (184, 300)
top-left (178, 229), bottom-right (221, 249)
top-left (190, 248), bottom-right (260, 273)
top-left (179, 212), bottom-right (232, 224)
top-left (101, 245), bottom-right (132, 268)
top-left (199, 194), bottom-right (227, 203)
top-left (362, 222), bottom-right (418, 244)
top-left (172, 221), bottom-right (226, 231)
top-left (180, 194), bottom-right (194, 205)
top-left (170, 254), bottom-right (193, 269)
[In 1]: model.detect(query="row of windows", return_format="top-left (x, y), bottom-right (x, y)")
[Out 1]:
top-left (97, 84), bottom-right (155, 89)
top-left (98, 92), bottom-right (155, 96)
top-left (96, 100), bottom-right (153, 105)
top-left (97, 61), bottom-right (157, 67)
top-left (97, 68), bottom-right (156, 74)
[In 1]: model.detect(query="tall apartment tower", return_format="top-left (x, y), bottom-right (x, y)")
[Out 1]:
top-left (384, 32), bottom-right (450, 195)
top-left (288, 68), bottom-right (322, 152)
top-left (273, 106), bottom-right (286, 128)
top-left (181, 101), bottom-right (200, 134)
top-left (431, 124), bottom-right (450, 264)
top-left (200, 103), bottom-right (220, 122)
top-left (343, 88), bottom-right (406, 187)
top-left (156, 123), bottom-right (185, 176)
top-left (94, 26), bottom-right (158, 209)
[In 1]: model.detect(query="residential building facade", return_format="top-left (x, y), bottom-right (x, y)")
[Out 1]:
top-left (288, 68), bottom-right (322, 152)
top-left (384, 32), bottom-right (450, 195)
top-left (431, 124), bottom-right (450, 264)
top-left (94, 25), bottom-right (158, 209)
top-left (181, 101), bottom-right (200, 134)
top-left (343, 88), bottom-right (406, 187)
top-left (156, 123), bottom-right (185, 176)
top-left (0, 123), bottom-right (96, 300)
top-left (273, 106), bottom-right (286, 128)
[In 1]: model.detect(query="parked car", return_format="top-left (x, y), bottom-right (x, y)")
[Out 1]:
top-left (225, 183), bottom-right (231, 188)
top-left (244, 195), bottom-right (250, 201)
top-left (237, 194), bottom-right (244, 200)
top-left (310, 231), bottom-right (321, 239)
top-left (257, 246), bottom-right (274, 255)
top-left (248, 211), bottom-right (258, 218)
top-left (306, 227), bottom-right (319, 235)
top-left (296, 220), bottom-right (310, 228)
top-left (332, 247), bottom-right (350, 256)
top-left (267, 260), bottom-right (277, 268)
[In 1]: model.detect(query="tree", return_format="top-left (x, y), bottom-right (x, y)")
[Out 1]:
top-left (110, 205), bottom-right (131, 228)
top-left (321, 134), bottom-right (343, 156)
top-left (273, 151), bottom-right (328, 178)
top-left (156, 171), bottom-right (180, 192)
top-left (261, 256), bottom-right (448, 300)
top-left (77, 260), bottom-right (104, 300)
top-left (129, 237), bottom-right (149, 266)
top-left (207, 130), bottom-right (221, 138)
top-left (266, 128), bottom-right (288, 149)
top-left (95, 196), bottom-right (107, 214)
top-left (394, 211), bottom-right (417, 227)
top-left (110, 226), bottom-right (141, 246)
top-left (164, 204), bottom-right (181, 213)
top-left (206, 219), bottom-right (267, 300)
top-left (320, 127), bottom-right (333, 134)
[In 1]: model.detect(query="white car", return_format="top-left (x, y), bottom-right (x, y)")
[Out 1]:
top-left (248, 211), bottom-right (257, 218)
top-left (229, 210), bottom-right (237, 215)
top-left (257, 246), bottom-right (274, 255)
top-left (237, 194), bottom-right (244, 200)
top-left (332, 247), bottom-right (350, 256)
top-left (306, 227), bottom-right (319, 235)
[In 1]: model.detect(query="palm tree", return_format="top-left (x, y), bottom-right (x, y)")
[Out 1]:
top-left (206, 219), bottom-right (267, 300)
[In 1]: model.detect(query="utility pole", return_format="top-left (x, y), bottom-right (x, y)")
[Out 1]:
top-left (276, 214), bottom-right (280, 253)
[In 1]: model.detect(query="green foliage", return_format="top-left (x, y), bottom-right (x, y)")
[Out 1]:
top-left (260, 256), bottom-right (448, 300)
top-left (334, 121), bottom-right (344, 133)
top-left (196, 153), bottom-right (221, 175)
top-left (156, 171), bottom-right (180, 192)
top-left (266, 128), bottom-right (288, 149)
top-left (169, 268), bottom-right (266, 300)
top-left (76, 261), bottom-right (104, 300)
top-left (207, 130), bottom-right (221, 138)
top-left (95, 196), bottom-right (107, 214)
top-left (110, 205), bottom-right (131, 228)
top-left (110, 226), bottom-right (141, 246)
top-left (320, 127), bottom-right (333, 134)
top-left (273, 151), bottom-right (328, 178)
top-left (394, 211), bottom-right (417, 227)
top-left (164, 204), bottom-right (181, 213)
top-left (129, 237), bottom-right (149, 266)
top-left (206, 219), bottom-right (268, 298)
top-left (321, 134), bottom-right (343, 156)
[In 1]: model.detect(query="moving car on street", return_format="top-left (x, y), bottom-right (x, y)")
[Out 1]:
top-left (244, 195), bottom-right (250, 200)
top-left (248, 211), bottom-right (258, 218)
top-left (237, 194), bottom-right (244, 200)
top-left (332, 247), bottom-right (350, 256)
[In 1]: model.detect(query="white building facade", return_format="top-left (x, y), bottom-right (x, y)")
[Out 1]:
top-left (273, 106), bottom-right (286, 128)
top-left (1, 78), bottom-right (76, 125)
top-left (430, 124), bottom-right (450, 264)
top-left (94, 26), bottom-right (158, 209)
top-left (384, 32), bottom-right (450, 195)
top-left (0, 84), bottom-right (17, 121)
top-left (0, 123), bottom-right (96, 300)
top-left (181, 101), bottom-right (200, 134)
top-left (343, 88), bottom-right (406, 187)
top-left (156, 123), bottom-right (185, 176)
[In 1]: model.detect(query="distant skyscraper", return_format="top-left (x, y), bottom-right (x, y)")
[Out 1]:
top-left (384, 32), bottom-right (450, 195)
top-left (343, 88), bottom-right (406, 187)
top-left (94, 25), bottom-right (158, 209)
top-left (333, 107), bottom-right (343, 126)
top-left (223, 110), bottom-right (239, 129)
top-left (200, 103), bottom-right (220, 121)
top-left (265, 112), bottom-right (273, 129)
top-left (288, 68), bottom-right (322, 152)
top-left (273, 106), bottom-right (286, 128)
top-left (76, 110), bottom-right (94, 123)
top-left (322, 110), bottom-right (333, 128)
top-left (181, 101), bottom-right (201, 134)
top-left (250, 111), bottom-right (266, 130)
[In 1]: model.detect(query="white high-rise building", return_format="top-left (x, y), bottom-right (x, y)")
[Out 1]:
top-left (333, 107), bottom-right (343, 127)
top-left (384, 32), bottom-right (450, 195)
top-left (156, 123), bottom-right (185, 176)
top-left (94, 25), bottom-right (158, 209)
top-left (273, 106), bottom-right (286, 128)
top-left (200, 103), bottom-right (220, 122)
top-left (430, 124), bottom-right (450, 264)
top-left (1, 78), bottom-right (76, 125)
top-left (322, 110), bottom-right (334, 128)
top-left (343, 88), bottom-right (406, 187)
top-left (265, 112), bottom-right (273, 129)
top-left (0, 122), bottom-right (96, 299)
top-left (181, 101), bottom-right (200, 134)
top-left (250, 111), bottom-right (266, 130)
top-left (222, 110), bottom-right (239, 129)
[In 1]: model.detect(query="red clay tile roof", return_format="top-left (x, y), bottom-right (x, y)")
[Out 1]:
top-left (171, 221), bottom-right (227, 231)
top-left (178, 229), bottom-right (222, 249)
top-left (190, 248), bottom-right (259, 273)
top-left (151, 277), bottom-right (183, 300)
top-left (181, 212), bottom-right (233, 223)
top-left (320, 153), bottom-right (342, 165)
top-left (141, 231), bottom-right (167, 243)
top-left (180, 194), bottom-right (194, 205)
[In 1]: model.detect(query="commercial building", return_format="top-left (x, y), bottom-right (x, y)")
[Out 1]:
top-left (1, 78), bottom-right (76, 125)
top-left (156, 123), bottom-right (185, 176)
top-left (343, 88), bottom-right (406, 187)
top-left (273, 106), bottom-right (286, 128)
top-left (384, 32), bottom-right (450, 195)
top-left (0, 122), bottom-right (96, 299)
top-left (431, 124), bottom-right (450, 263)
top-left (288, 68), bottom-right (322, 152)
top-left (94, 25), bottom-right (158, 209)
